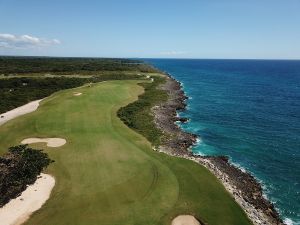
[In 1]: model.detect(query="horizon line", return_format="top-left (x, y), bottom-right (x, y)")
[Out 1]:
top-left (0, 55), bottom-right (300, 61)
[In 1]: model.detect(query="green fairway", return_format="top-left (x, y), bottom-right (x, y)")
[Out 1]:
top-left (0, 80), bottom-right (252, 225)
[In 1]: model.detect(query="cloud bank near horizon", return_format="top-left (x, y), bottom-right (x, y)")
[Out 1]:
top-left (0, 33), bottom-right (60, 49)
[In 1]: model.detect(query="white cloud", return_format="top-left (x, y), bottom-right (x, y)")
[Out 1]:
top-left (52, 39), bottom-right (61, 44)
top-left (0, 33), bottom-right (61, 49)
top-left (159, 51), bottom-right (188, 56)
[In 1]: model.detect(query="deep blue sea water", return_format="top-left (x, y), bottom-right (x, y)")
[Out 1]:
top-left (147, 59), bottom-right (300, 225)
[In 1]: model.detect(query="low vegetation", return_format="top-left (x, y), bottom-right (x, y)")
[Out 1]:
top-left (0, 145), bottom-right (53, 207)
top-left (117, 77), bottom-right (168, 146)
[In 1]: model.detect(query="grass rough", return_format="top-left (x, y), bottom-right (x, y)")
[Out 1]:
top-left (117, 76), bottom-right (168, 146)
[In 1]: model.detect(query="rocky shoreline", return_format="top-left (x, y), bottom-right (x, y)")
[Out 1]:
top-left (152, 74), bottom-right (284, 225)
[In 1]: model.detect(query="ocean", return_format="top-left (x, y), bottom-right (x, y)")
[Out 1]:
top-left (147, 59), bottom-right (300, 225)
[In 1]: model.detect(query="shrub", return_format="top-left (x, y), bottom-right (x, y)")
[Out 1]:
top-left (0, 145), bottom-right (53, 207)
top-left (117, 77), bottom-right (168, 146)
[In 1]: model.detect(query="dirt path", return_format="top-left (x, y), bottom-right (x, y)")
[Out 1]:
top-left (0, 100), bottom-right (42, 126)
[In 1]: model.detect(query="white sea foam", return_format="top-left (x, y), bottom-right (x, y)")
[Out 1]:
top-left (230, 159), bottom-right (290, 223)
top-left (174, 121), bottom-right (180, 126)
top-left (230, 160), bottom-right (247, 173)
top-left (192, 151), bottom-right (205, 156)
top-left (188, 137), bottom-right (204, 156)
top-left (230, 161), bottom-right (270, 194)
top-left (284, 218), bottom-right (294, 225)
top-left (196, 137), bottom-right (202, 144)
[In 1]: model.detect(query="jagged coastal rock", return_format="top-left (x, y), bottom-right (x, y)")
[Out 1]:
top-left (152, 74), bottom-right (284, 225)
top-left (152, 75), bottom-right (197, 154)
top-left (175, 117), bottom-right (190, 123)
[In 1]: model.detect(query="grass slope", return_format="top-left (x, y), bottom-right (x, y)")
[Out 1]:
top-left (0, 81), bottom-right (251, 225)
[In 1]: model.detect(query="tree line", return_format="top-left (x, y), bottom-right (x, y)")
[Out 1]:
top-left (0, 57), bottom-right (159, 74)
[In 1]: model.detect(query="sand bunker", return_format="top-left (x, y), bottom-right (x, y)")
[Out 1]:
top-left (0, 173), bottom-right (55, 225)
top-left (171, 215), bottom-right (201, 225)
top-left (73, 92), bottom-right (82, 96)
top-left (21, 138), bottom-right (66, 147)
top-left (0, 100), bottom-right (42, 126)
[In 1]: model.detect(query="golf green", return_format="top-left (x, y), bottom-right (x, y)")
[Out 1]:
top-left (0, 80), bottom-right (252, 225)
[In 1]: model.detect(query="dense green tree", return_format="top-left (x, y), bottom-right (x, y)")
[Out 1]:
top-left (0, 145), bottom-right (53, 207)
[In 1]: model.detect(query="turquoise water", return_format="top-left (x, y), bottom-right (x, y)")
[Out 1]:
top-left (147, 59), bottom-right (300, 225)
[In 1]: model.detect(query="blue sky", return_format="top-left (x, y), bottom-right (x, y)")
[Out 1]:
top-left (0, 0), bottom-right (299, 59)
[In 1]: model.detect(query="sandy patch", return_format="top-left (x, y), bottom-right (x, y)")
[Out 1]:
top-left (0, 173), bottom-right (55, 225)
top-left (21, 138), bottom-right (66, 147)
top-left (73, 92), bottom-right (82, 96)
top-left (171, 215), bottom-right (200, 225)
top-left (0, 100), bottom-right (42, 126)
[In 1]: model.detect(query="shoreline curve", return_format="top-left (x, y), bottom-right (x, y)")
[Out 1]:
top-left (153, 73), bottom-right (284, 225)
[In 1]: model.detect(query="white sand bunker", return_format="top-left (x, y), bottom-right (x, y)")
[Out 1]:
top-left (21, 138), bottom-right (66, 147)
top-left (0, 100), bottom-right (42, 126)
top-left (172, 215), bottom-right (201, 225)
top-left (0, 173), bottom-right (55, 225)
top-left (73, 92), bottom-right (82, 96)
